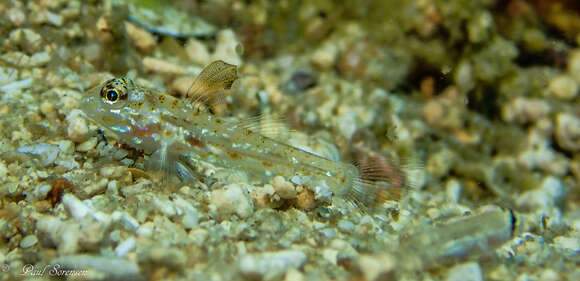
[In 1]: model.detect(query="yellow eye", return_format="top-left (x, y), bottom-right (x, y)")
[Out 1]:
top-left (105, 89), bottom-right (119, 104)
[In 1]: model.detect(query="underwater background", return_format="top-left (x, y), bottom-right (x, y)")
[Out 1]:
top-left (0, 0), bottom-right (579, 280)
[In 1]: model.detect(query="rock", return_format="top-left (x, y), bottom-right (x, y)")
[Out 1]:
top-left (115, 237), bottom-right (136, 258)
top-left (185, 38), bottom-right (210, 65)
top-left (357, 254), bottom-right (395, 281)
top-left (337, 220), bottom-right (355, 233)
top-left (568, 49), bottom-right (580, 82)
top-left (272, 176), bottom-right (297, 199)
top-left (212, 29), bottom-right (242, 66)
top-left (554, 113), bottom-right (580, 152)
top-left (125, 22), bottom-right (156, 54)
top-left (210, 183), bottom-right (254, 218)
top-left (445, 262), bottom-right (483, 281)
top-left (143, 57), bottom-right (187, 75)
top-left (62, 194), bottom-right (91, 220)
top-left (17, 143), bottom-right (59, 166)
top-left (283, 70), bottom-right (318, 94)
top-left (36, 216), bottom-right (80, 254)
top-left (76, 137), bottom-right (98, 152)
top-left (501, 97), bottom-right (551, 124)
top-left (66, 109), bottom-right (88, 143)
top-left (516, 176), bottom-right (564, 211)
top-left (19, 235), bottom-right (38, 248)
top-left (445, 179), bottom-right (462, 203)
top-left (311, 43), bottom-right (338, 70)
top-left (553, 236), bottom-right (580, 253)
top-left (239, 250), bottom-right (306, 280)
top-left (426, 148), bottom-right (455, 178)
top-left (548, 75), bottom-right (578, 100)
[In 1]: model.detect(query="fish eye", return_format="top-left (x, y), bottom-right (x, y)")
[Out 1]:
top-left (106, 90), bottom-right (118, 102)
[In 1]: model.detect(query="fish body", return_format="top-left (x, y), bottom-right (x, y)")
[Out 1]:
top-left (80, 61), bottom-right (400, 208)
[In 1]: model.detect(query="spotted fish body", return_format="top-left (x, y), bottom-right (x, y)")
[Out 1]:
top-left (80, 61), bottom-right (400, 209)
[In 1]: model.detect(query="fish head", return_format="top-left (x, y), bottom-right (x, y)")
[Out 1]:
top-left (79, 77), bottom-right (161, 143)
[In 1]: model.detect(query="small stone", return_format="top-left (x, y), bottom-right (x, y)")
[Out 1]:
top-left (426, 148), bottom-right (455, 178)
top-left (185, 38), bottom-right (210, 65)
top-left (62, 194), bottom-right (91, 220)
top-left (76, 137), bottom-right (98, 152)
top-left (446, 179), bottom-right (462, 203)
top-left (115, 237), bottom-right (136, 258)
top-left (311, 43), bottom-right (338, 70)
top-left (555, 113), bottom-right (580, 152)
top-left (19, 235), bottom-right (38, 248)
top-left (357, 254), bottom-right (395, 281)
top-left (567, 49), bottom-right (580, 82)
top-left (125, 22), bottom-right (156, 53)
top-left (548, 75), bottom-right (578, 100)
top-left (501, 97), bottom-right (551, 124)
top-left (17, 143), bottom-right (59, 166)
top-left (284, 268), bottom-right (304, 281)
top-left (45, 11), bottom-right (63, 26)
top-left (143, 57), bottom-right (187, 75)
top-left (553, 236), bottom-right (580, 253)
top-left (295, 189), bottom-right (316, 210)
top-left (538, 269), bottom-right (560, 281)
top-left (516, 176), bottom-right (564, 211)
top-left (212, 29), bottom-right (242, 66)
top-left (422, 99), bottom-right (444, 125)
top-left (99, 165), bottom-right (128, 179)
top-left (67, 109), bottom-right (89, 143)
top-left (239, 250), bottom-right (306, 280)
top-left (283, 70), bottom-right (318, 93)
top-left (337, 220), bottom-right (355, 233)
top-left (210, 183), bottom-right (254, 218)
top-left (445, 262), bottom-right (483, 281)
top-left (272, 176), bottom-right (297, 199)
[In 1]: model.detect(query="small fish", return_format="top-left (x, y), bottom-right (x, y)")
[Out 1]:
top-left (79, 61), bottom-right (405, 210)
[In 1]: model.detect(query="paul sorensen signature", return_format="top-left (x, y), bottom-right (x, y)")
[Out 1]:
top-left (19, 264), bottom-right (89, 276)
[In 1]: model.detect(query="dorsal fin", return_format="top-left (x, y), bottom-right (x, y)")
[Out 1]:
top-left (238, 114), bottom-right (294, 141)
top-left (185, 60), bottom-right (238, 107)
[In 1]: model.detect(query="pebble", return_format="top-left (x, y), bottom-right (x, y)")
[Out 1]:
top-left (185, 38), bottom-right (210, 65)
top-left (311, 43), bottom-right (338, 70)
top-left (212, 29), bottom-right (242, 66)
top-left (516, 176), bottom-right (564, 211)
top-left (19, 235), bottom-right (38, 248)
top-left (66, 109), bottom-right (88, 143)
top-left (553, 236), bottom-right (580, 253)
top-left (210, 183), bottom-right (254, 218)
top-left (272, 176), bottom-right (297, 199)
top-left (36, 216), bottom-right (80, 254)
top-left (337, 219), bottom-right (355, 233)
top-left (426, 148), bottom-right (455, 178)
top-left (567, 49), bottom-right (580, 82)
top-left (548, 75), bottom-right (578, 100)
top-left (357, 254), bottom-right (395, 281)
top-left (76, 137), bottom-right (97, 152)
top-left (239, 250), bottom-right (307, 279)
top-left (554, 113), bottom-right (580, 152)
top-left (99, 165), bottom-right (128, 179)
top-left (62, 193), bottom-right (91, 220)
top-left (115, 237), bottom-right (136, 258)
top-left (445, 262), bottom-right (483, 281)
top-left (125, 22), bottom-right (156, 53)
top-left (17, 143), bottom-right (59, 166)
top-left (143, 57), bottom-right (187, 75)
top-left (445, 179), bottom-right (462, 203)
top-left (501, 97), bottom-right (551, 124)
